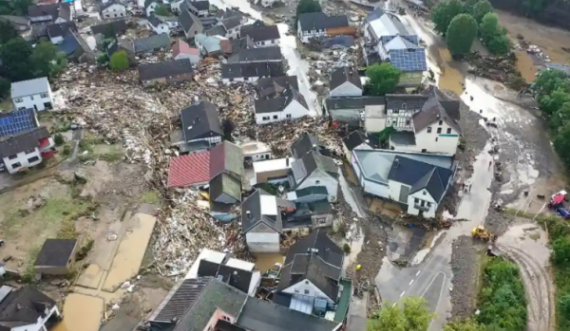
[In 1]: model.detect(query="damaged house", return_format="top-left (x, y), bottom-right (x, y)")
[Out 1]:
top-left (147, 13), bottom-right (179, 35)
top-left (209, 141), bottom-right (244, 205)
top-left (222, 62), bottom-right (284, 84)
top-left (134, 33), bottom-right (170, 54)
top-left (138, 59), bottom-right (193, 86)
top-left (254, 88), bottom-right (309, 124)
top-left (172, 39), bottom-right (201, 64)
top-left (297, 12), bottom-right (353, 44)
top-left (0, 285), bottom-right (62, 330)
top-left (178, 7), bottom-right (204, 39)
top-left (241, 21), bottom-right (280, 47)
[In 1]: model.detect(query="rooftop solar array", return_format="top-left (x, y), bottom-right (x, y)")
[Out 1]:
top-left (0, 109), bottom-right (38, 138)
top-left (389, 48), bottom-right (427, 72)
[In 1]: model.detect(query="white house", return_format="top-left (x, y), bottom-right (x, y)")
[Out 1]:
top-left (297, 12), bottom-right (349, 44)
top-left (241, 189), bottom-right (283, 253)
top-left (11, 77), bottom-right (53, 112)
top-left (290, 150), bottom-right (339, 202)
top-left (241, 22), bottom-right (281, 47)
top-left (100, 1), bottom-right (127, 19)
top-left (221, 62), bottom-right (284, 85)
top-left (342, 130), bottom-right (371, 161)
top-left (350, 149), bottom-right (456, 218)
top-left (0, 127), bottom-right (55, 174)
top-left (0, 286), bottom-right (62, 331)
top-left (254, 89), bottom-right (309, 124)
top-left (329, 67), bottom-right (363, 97)
top-left (147, 14), bottom-right (170, 34)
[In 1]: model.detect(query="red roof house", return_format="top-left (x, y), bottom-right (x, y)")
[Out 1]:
top-left (167, 151), bottom-right (211, 188)
top-left (172, 39), bottom-right (201, 64)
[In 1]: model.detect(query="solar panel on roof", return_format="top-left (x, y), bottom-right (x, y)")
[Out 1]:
top-left (389, 49), bottom-right (427, 72)
top-left (0, 109), bottom-right (38, 138)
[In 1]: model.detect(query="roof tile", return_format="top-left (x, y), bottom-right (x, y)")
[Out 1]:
top-left (167, 151), bottom-right (210, 188)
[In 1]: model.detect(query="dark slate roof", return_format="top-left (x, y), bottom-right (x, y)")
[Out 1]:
top-left (330, 67), bottom-right (362, 91)
top-left (91, 20), bottom-right (127, 36)
top-left (46, 21), bottom-right (76, 38)
top-left (234, 47), bottom-right (281, 62)
top-left (27, 3), bottom-right (70, 21)
top-left (254, 89), bottom-right (308, 114)
top-left (290, 132), bottom-right (323, 159)
top-left (237, 297), bottom-right (341, 331)
top-left (325, 96), bottom-right (385, 110)
top-left (197, 259), bottom-right (253, 294)
top-left (179, 9), bottom-right (200, 33)
top-left (34, 239), bottom-right (77, 267)
top-left (292, 151), bottom-right (338, 187)
top-left (277, 229), bottom-right (343, 301)
top-left (256, 76), bottom-right (298, 98)
top-left (181, 101), bottom-right (222, 142)
top-left (342, 130), bottom-right (367, 151)
top-left (0, 127), bottom-right (50, 158)
top-left (222, 62), bottom-right (284, 80)
top-left (241, 189), bottom-right (283, 234)
top-left (387, 156), bottom-right (453, 202)
top-left (0, 286), bottom-right (55, 327)
top-left (188, 0), bottom-right (210, 11)
top-left (215, 319), bottom-right (246, 331)
top-left (205, 25), bottom-right (226, 37)
top-left (293, 186), bottom-right (329, 199)
top-left (222, 16), bottom-right (241, 30)
top-left (147, 14), bottom-right (164, 28)
top-left (412, 86), bottom-right (461, 134)
top-left (240, 22), bottom-right (280, 42)
top-left (385, 94), bottom-right (428, 110)
top-left (134, 33), bottom-right (170, 53)
top-left (297, 12), bottom-right (348, 31)
top-left (215, 8), bottom-right (243, 20)
top-left (209, 141), bottom-right (244, 179)
top-left (151, 277), bottom-right (210, 324)
top-left (138, 59), bottom-right (193, 81)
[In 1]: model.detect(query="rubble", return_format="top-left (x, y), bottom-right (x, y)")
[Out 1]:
top-left (466, 52), bottom-right (528, 91)
top-left (450, 235), bottom-right (480, 320)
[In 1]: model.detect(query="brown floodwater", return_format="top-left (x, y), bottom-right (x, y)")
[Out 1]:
top-left (435, 48), bottom-right (465, 96)
top-left (52, 293), bottom-right (104, 331)
top-left (514, 50), bottom-right (539, 83)
top-left (254, 253), bottom-right (285, 271)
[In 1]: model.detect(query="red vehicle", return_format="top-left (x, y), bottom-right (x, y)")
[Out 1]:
top-left (549, 190), bottom-right (568, 209)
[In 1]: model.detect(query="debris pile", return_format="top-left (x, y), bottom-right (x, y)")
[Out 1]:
top-left (466, 52), bottom-right (527, 90)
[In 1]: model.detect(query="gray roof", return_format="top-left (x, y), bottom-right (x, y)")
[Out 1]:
top-left (292, 151), bottom-right (338, 186)
top-left (385, 94), bottom-right (428, 110)
top-left (254, 89), bottom-right (308, 114)
top-left (46, 21), bottom-right (76, 38)
top-left (222, 16), bottom-right (241, 30)
top-left (290, 132), bottom-right (323, 159)
top-left (0, 286), bottom-right (56, 327)
top-left (256, 76), bottom-right (298, 98)
top-left (342, 131), bottom-right (367, 151)
top-left (27, 3), bottom-right (70, 21)
top-left (179, 9), bottom-right (202, 33)
top-left (147, 14), bottom-right (164, 28)
top-left (181, 101), bottom-right (222, 141)
top-left (138, 59), bottom-right (193, 81)
top-left (210, 172), bottom-right (241, 202)
top-left (187, 0), bottom-right (210, 11)
top-left (100, 0), bottom-right (125, 12)
top-left (298, 12), bottom-right (349, 31)
top-left (209, 141), bottom-right (244, 179)
top-left (413, 87), bottom-right (461, 134)
top-left (91, 20), bottom-right (127, 36)
top-left (325, 96), bottom-right (385, 111)
top-left (204, 24), bottom-right (226, 37)
top-left (222, 62), bottom-right (284, 80)
top-left (241, 189), bottom-right (283, 234)
top-left (330, 67), bottom-right (362, 91)
top-left (35, 239), bottom-right (77, 267)
top-left (389, 131), bottom-right (416, 146)
top-left (134, 33), bottom-right (170, 53)
top-left (240, 22), bottom-right (280, 42)
top-left (237, 297), bottom-right (341, 331)
top-left (0, 127), bottom-right (50, 158)
top-left (232, 46), bottom-right (282, 63)
top-left (11, 77), bottom-right (50, 98)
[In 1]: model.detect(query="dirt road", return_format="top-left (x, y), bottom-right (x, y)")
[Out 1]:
top-left (496, 224), bottom-right (555, 331)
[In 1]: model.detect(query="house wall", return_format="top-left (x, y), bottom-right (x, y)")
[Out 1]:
top-left (407, 188), bottom-right (437, 218)
top-left (246, 151), bottom-right (272, 162)
top-left (184, 22), bottom-right (202, 39)
top-left (362, 178), bottom-right (389, 198)
top-left (398, 71), bottom-right (423, 87)
top-left (281, 279), bottom-right (335, 303)
top-left (13, 90), bottom-right (54, 112)
top-left (203, 308), bottom-right (237, 331)
top-left (255, 169), bottom-right (290, 184)
top-left (174, 53), bottom-right (201, 64)
top-left (388, 180), bottom-right (410, 203)
top-left (329, 81), bottom-right (362, 97)
top-left (414, 121), bottom-right (459, 156)
top-left (326, 26), bottom-right (356, 37)
top-left (246, 232), bottom-right (280, 253)
top-left (146, 2), bottom-right (157, 16)
top-left (224, 26), bottom-right (240, 39)
top-left (12, 305), bottom-right (60, 331)
top-left (297, 169), bottom-right (338, 202)
top-left (3, 148), bottom-right (43, 174)
top-left (386, 108), bottom-right (417, 131)
top-left (364, 104), bottom-right (387, 133)
top-left (102, 4), bottom-right (126, 18)
top-left (255, 100), bottom-right (308, 124)
top-left (222, 76), bottom-right (257, 84)
top-left (297, 21), bottom-right (326, 43)
top-left (254, 38), bottom-right (279, 47)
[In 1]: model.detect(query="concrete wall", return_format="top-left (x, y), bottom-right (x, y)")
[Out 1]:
top-left (3, 148), bottom-right (42, 174)
top-left (407, 188), bottom-right (437, 218)
top-left (414, 120), bottom-right (459, 156)
top-left (13, 90), bottom-right (54, 112)
top-left (246, 232), bottom-right (280, 253)
top-left (329, 81), bottom-right (362, 98)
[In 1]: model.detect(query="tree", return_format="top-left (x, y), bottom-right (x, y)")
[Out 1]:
top-left (368, 297), bottom-right (434, 331)
top-left (539, 88), bottom-right (570, 115)
top-left (534, 69), bottom-right (570, 97)
top-left (296, 0), bottom-right (321, 21)
top-left (9, 0), bottom-right (33, 16)
top-left (550, 102), bottom-right (570, 130)
top-left (0, 37), bottom-right (33, 81)
top-left (552, 237), bottom-right (570, 264)
top-left (444, 319), bottom-right (486, 331)
top-left (431, 0), bottom-right (465, 35)
top-left (110, 51), bottom-right (129, 70)
top-left (446, 14), bottom-right (478, 57)
top-left (554, 124), bottom-right (570, 166)
top-left (486, 33), bottom-right (512, 56)
top-left (154, 4), bottom-right (171, 16)
top-left (559, 294), bottom-right (570, 320)
top-left (479, 12), bottom-right (500, 41)
top-left (31, 41), bottom-right (67, 79)
top-left (0, 77), bottom-right (10, 99)
top-left (479, 13), bottom-right (512, 56)
top-left (0, 21), bottom-right (18, 44)
top-left (472, 0), bottom-right (493, 22)
top-left (365, 63), bottom-right (401, 96)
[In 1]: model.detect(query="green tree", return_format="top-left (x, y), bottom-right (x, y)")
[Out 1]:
top-left (554, 124), bottom-right (570, 166)
top-left (550, 102), bottom-right (570, 130)
top-left (559, 294), bottom-right (570, 320)
top-left (479, 12), bottom-right (500, 41)
top-left (431, 0), bottom-right (465, 35)
top-left (110, 51), bottom-right (129, 70)
top-left (365, 63), bottom-right (401, 96)
top-left (9, 0), bottom-right (33, 16)
top-left (368, 297), bottom-right (434, 331)
top-left (296, 0), bottom-right (322, 21)
top-left (478, 13), bottom-right (512, 55)
top-left (534, 69), bottom-right (570, 97)
top-left (444, 319), bottom-right (486, 331)
top-left (472, 0), bottom-right (493, 22)
top-left (154, 4), bottom-right (171, 16)
top-left (446, 14), bottom-right (478, 57)
top-left (0, 21), bottom-right (18, 44)
top-left (486, 33), bottom-right (512, 56)
top-left (539, 88), bottom-right (570, 115)
top-left (0, 77), bottom-right (10, 99)
top-left (31, 41), bottom-right (67, 79)
top-left (0, 37), bottom-right (33, 81)
top-left (553, 237), bottom-right (570, 264)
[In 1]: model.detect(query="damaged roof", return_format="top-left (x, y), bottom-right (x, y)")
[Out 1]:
top-left (291, 151), bottom-right (338, 186)
top-left (297, 12), bottom-right (349, 31)
top-left (290, 132), bottom-right (323, 159)
top-left (210, 172), bottom-right (241, 203)
top-left (46, 21), bottom-right (76, 38)
top-left (138, 59), bottom-right (193, 81)
top-left (209, 141), bottom-right (244, 179)
top-left (240, 22), bottom-right (280, 42)
top-left (254, 89), bottom-right (308, 114)
top-left (181, 101), bottom-right (222, 141)
top-left (256, 76), bottom-right (298, 98)
top-left (134, 33), bottom-right (170, 53)
top-left (412, 86), bottom-right (461, 134)
top-left (222, 62), bottom-right (284, 80)
top-left (342, 131), bottom-right (368, 151)
top-left (91, 19), bottom-right (127, 36)
top-left (0, 286), bottom-right (56, 327)
top-left (241, 189), bottom-right (282, 234)
top-left (231, 46), bottom-right (281, 63)
top-left (330, 67), bottom-right (362, 91)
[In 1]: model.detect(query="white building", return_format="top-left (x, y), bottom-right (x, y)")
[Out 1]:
top-left (0, 127), bottom-right (55, 174)
top-left (221, 62), bottom-right (283, 85)
top-left (251, 157), bottom-right (293, 186)
top-left (0, 286), bottom-right (62, 331)
top-left (329, 67), bottom-right (363, 97)
top-left (350, 149), bottom-right (456, 218)
top-left (241, 22), bottom-right (281, 47)
top-left (254, 90), bottom-right (309, 124)
top-left (100, 1), bottom-right (127, 19)
top-left (147, 14), bottom-right (172, 34)
top-left (11, 77), bottom-right (53, 112)
top-left (146, 1), bottom-right (158, 16)
top-left (241, 189), bottom-right (283, 253)
top-left (240, 141), bottom-right (272, 163)
top-left (297, 12), bottom-right (349, 44)
top-left (289, 151), bottom-right (339, 203)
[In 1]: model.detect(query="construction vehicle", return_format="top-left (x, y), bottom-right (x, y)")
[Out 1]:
top-left (472, 225), bottom-right (496, 242)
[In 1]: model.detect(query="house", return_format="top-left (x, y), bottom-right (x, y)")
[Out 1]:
top-left (220, 16), bottom-right (242, 39)
top-left (145, 277), bottom-right (248, 331)
top-left (241, 189), bottom-right (284, 253)
top-left (221, 62), bottom-right (284, 84)
top-left (184, 248), bottom-right (261, 296)
top-left (241, 21), bottom-right (280, 47)
top-left (178, 7), bottom-right (203, 39)
top-left (275, 229), bottom-right (344, 310)
top-left (195, 33), bottom-right (222, 55)
top-left (177, 101), bottom-right (223, 152)
top-left (0, 15), bottom-right (31, 33)
top-left (240, 141), bottom-right (272, 163)
top-left (283, 201), bottom-right (334, 232)
top-left (251, 157), bottom-right (293, 186)
top-left (138, 59), bottom-right (193, 86)
top-left (11, 77), bottom-right (53, 111)
top-left (329, 67), bottom-right (362, 97)
top-left (362, 9), bottom-right (427, 87)
top-left (0, 108), bottom-right (39, 139)
top-left (204, 24), bottom-right (227, 38)
top-left (185, 0), bottom-right (210, 17)
top-left (228, 46), bottom-right (282, 63)
top-left (286, 186), bottom-right (329, 204)
top-left (350, 150), bottom-right (456, 218)
top-left (134, 33), bottom-right (170, 54)
top-left (256, 76), bottom-right (298, 98)
top-left (297, 12), bottom-right (352, 44)
top-left (145, 1), bottom-right (158, 17)
top-left (34, 239), bottom-right (78, 276)
top-left (290, 132), bottom-right (331, 160)
top-left (147, 14), bottom-right (170, 34)
top-left (100, 0), bottom-right (127, 19)
top-left (90, 19), bottom-right (128, 37)
top-left (324, 96), bottom-right (385, 127)
top-left (289, 151), bottom-right (339, 202)
top-left (254, 89), bottom-right (309, 124)
top-left (0, 285), bottom-right (62, 331)
top-left (215, 8), bottom-right (246, 24)
top-left (58, 30), bottom-right (96, 63)
top-left (255, 0), bottom-right (280, 8)
top-left (172, 39), bottom-right (200, 64)
top-left (342, 131), bottom-right (371, 161)
top-left (167, 151), bottom-right (211, 188)
top-left (27, 3), bottom-right (71, 23)
top-left (209, 141), bottom-right (244, 204)
top-left (0, 127), bottom-right (55, 174)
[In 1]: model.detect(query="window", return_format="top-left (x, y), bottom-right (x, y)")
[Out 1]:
top-left (405, 120), bottom-right (410, 125)
top-left (28, 156), bottom-right (39, 163)
top-left (414, 198), bottom-right (419, 204)
top-left (427, 127), bottom-right (432, 133)
top-left (40, 92), bottom-right (48, 98)
top-left (315, 180), bottom-right (320, 184)
top-left (435, 137), bottom-right (438, 142)
top-left (317, 218), bottom-right (327, 224)
top-left (304, 289), bottom-right (310, 295)
top-left (286, 114), bottom-right (292, 119)
top-left (8, 155), bottom-right (17, 160)
top-left (261, 41), bottom-right (265, 45)
top-left (447, 128), bottom-right (452, 134)
top-left (426, 202), bottom-right (431, 208)
top-left (437, 128), bottom-right (442, 134)
top-left (262, 116), bottom-right (269, 121)
top-left (24, 148), bottom-right (35, 154)
top-left (422, 191), bottom-right (426, 195)
top-left (222, 316), bottom-right (231, 322)
top-left (294, 289), bottom-right (299, 293)
top-left (439, 120), bottom-right (443, 125)
top-left (421, 149), bottom-right (426, 152)
top-left (401, 103), bottom-right (406, 109)
top-left (228, 78), bottom-right (233, 82)
top-left (392, 109), bottom-right (399, 114)
top-left (12, 162), bottom-right (21, 168)
top-left (273, 115), bottom-right (278, 119)
top-left (14, 97), bottom-right (22, 103)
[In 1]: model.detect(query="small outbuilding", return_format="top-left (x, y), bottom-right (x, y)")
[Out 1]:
top-left (34, 239), bottom-right (78, 276)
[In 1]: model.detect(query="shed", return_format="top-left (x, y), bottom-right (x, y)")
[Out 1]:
top-left (34, 239), bottom-right (78, 275)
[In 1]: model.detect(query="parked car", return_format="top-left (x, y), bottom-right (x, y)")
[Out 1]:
top-left (557, 206), bottom-right (570, 220)
top-left (549, 191), bottom-right (567, 208)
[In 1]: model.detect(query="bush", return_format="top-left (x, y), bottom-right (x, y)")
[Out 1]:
top-left (110, 51), bottom-right (129, 71)
top-left (0, 77), bottom-right (10, 99)
top-left (62, 144), bottom-right (71, 156)
top-left (54, 133), bottom-right (64, 146)
top-left (343, 243), bottom-right (351, 254)
top-left (97, 54), bottom-right (109, 65)
top-left (553, 237), bottom-right (570, 265)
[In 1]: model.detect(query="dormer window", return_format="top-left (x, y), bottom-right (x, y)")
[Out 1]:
top-left (401, 103), bottom-right (406, 109)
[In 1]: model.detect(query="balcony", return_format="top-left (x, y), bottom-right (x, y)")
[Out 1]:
top-left (414, 204), bottom-right (430, 212)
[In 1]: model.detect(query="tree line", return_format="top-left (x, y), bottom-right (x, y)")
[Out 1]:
top-left (432, 0), bottom-right (512, 58)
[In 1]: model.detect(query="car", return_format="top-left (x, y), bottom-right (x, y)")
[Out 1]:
top-left (557, 206), bottom-right (570, 220)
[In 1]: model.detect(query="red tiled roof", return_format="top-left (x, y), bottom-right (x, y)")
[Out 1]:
top-left (172, 39), bottom-right (199, 57)
top-left (167, 151), bottom-right (211, 188)
top-left (220, 39), bottom-right (232, 54)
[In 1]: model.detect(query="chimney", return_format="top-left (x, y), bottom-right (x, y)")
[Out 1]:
top-left (246, 210), bottom-right (251, 219)
top-left (394, 158), bottom-right (399, 168)
top-left (286, 157), bottom-right (290, 167)
top-left (16, 304), bottom-right (21, 310)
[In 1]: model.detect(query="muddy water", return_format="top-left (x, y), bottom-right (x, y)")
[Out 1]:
top-left (433, 48), bottom-right (465, 96)
top-left (254, 253), bottom-right (285, 271)
top-left (53, 294), bottom-right (104, 331)
top-left (514, 51), bottom-right (539, 83)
